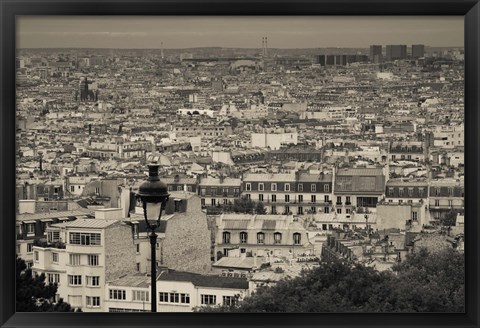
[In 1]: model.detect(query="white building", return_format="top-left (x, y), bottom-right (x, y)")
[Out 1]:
top-left (31, 208), bottom-right (136, 312)
top-left (104, 269), bottom-right (249, 312)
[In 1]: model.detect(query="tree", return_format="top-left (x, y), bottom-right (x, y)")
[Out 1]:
top-left (439, 210), bottom-right (458, 228)
top-left (16, 256), bottom-right (76, 312)
top-left (233, 196), bottom-right (256, 214)
top-left (195, 248), bottom-right (464, 313)
top-left (255, 201), bottom-right (267, 214)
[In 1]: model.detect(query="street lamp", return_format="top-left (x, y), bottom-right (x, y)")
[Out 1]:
top-left (136, 163), bottom-right (170, 312)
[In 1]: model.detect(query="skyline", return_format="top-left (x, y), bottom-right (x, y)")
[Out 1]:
top-left (17, 16), bottom-right (464, 49)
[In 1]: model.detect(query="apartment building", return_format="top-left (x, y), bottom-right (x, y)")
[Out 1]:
top-left (215, 214), bottom-right (313, 260)
top-left (333, 167), bottom-right (386, 214)
top-left (104, 269), bottom-right (249, 312)
top-left (428, 179), bottom-right (464, 220)
top-left (199, 177), bottom-right (241, 208)
top-left (31, 208), bottom-right (136, 312)
top-left (129, 192), bottom-right (212, 275)
top-left (242, 172), bottom-right (333, 215)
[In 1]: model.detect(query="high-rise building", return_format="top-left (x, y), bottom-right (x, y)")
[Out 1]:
top-left (412, 44), bottom-right (425, 58)
top-left (369, 45), bottom-right (383, 63)
top-left (386, 45), bottom-right (407, 61)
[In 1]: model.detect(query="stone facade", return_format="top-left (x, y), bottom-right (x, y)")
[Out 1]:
top-left (104, 221), bottom-right (137, 281)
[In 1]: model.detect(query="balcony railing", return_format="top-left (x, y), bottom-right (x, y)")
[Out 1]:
top-left (33, 239), bottom-right (66, 249)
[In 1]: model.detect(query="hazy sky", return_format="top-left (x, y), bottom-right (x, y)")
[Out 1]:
top-left (17, 16), bottom-right (464, 49)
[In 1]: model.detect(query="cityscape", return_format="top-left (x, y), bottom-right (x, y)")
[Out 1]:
top-left (15, 17), bottom-right (465, 313)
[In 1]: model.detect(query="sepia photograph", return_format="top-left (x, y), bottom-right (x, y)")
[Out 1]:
top-left (14, 15), bottom-right (465, 314)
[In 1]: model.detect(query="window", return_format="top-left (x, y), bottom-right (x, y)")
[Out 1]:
top-left (47, 231), bottom-right (60, 243)
top-left (187, 186), bottom-right (192, 192)
top-left (223, 296), bottom-right (236, 306)
top-left (346, 196), bottom-right (351, 204)
top-left (285, 205), bottom-right (290, 214)
top-left (298, 206), bottom-right (303, 214)
top-left (311, 184), bottom-right (316, 192)
top-left (34, 251), bottom-right (39, 262)
top-left (324, 184), bottom-right (329, 192)
top-left (69, 232), bottom-right (101, 246)
top-left (398, 188), bottom-right (404, 197)
top-left (285, 183), bottom-right (291, 191)
top-left (68, 275), bottom-right (82, 286)
top-left (177, 186), bottom-right (183, 191)
top-left (180, 293), bottom-right (190, 304)
top-left (271, 183), bottom-right (277, 191)
top-left (346, 209), bottom-right (351, 214)
top-left (285, 195), bottom-right (290, 203)
top-left (408, 188), bottom-right (414, 197)
top-left (70, 185), bottom-right (75, 192)
top-left (27, 243), bottom-right (33, 253)
top-left (109, 289), bottom-right (126, 300)
top-left (257, 232), bottom-right (265, 244)
top-left (274, 232), bottom-right (282, 244)
top-left (324, 207), bottom-right (330, 213)
top-left (271, 205), bottom-right (276, 214)
top-left (259, 183), bottom-right (264, 191)
top-left (51, 252), bottom-right (59, 263)
top-left (337, 208), bottom-right (342, 214)
top-left (448, 187), bottom-right (454, 196)
top-left (388, 188), bottom-right (394, 196)
top-left (435, 199), bottom-right (440, 207)
top-left (27, 223), bottom-right (35, 234)
top-left (240, 232), bottom-right (248, 244)
top-left (298, 184), bottom-right (303, 192)
top-left (86, 296), bottom-right (100, 308)
top-left (136, 263), bottom-right (140, 271)
top-left (435, 188), bottom-right (441, 196)
top-left (159, 292), bottom-right (169, 302)
top-left (211, 188), bottom-right (217, 197)
top-left (86, 276), bottom-right (100, 286)
top-left (168, 185), bottom-right (173, 191)
top-left (136, 244), bottom-right (140, 253)
top-left (336, 196), bottom-right (342, 204)
top-left (322, 224), bottom-right (328, 230)
top-left (293, 233), bottom-right (301, 245)
top-left (69, 254), bottom-right (81, 266)
top-left (412, 212), bottom-right (418, 221)
top-left (259, 194), bottom-right (264, 202)
top-left (170, 293), bottom-right (180, 303)
top-left (418, 188), bottom-right (424, 196)
top-left (132, 290), bottom-right (149, 302)
top-left (48, 273), bottom-right (60, 284)
top-left (448, 200), bottom-right (453, 207)
top-left (271, 195), bottom-right (276, 203)
top-left (201, 294), bottom-right (216, 305)
top-left (223, 232), bottom-right (231, 244)
top-left (211, 199), bottom-right (216, 206)
top-left (324, 195), bottom-right (329, 202)
top-left (54, 187), bottom-right (59, 195)
top-left (88, 255), bottom-right (99, 266)
top-left (311, 195), bottom-right (316, 203)
top-left (246, 183), bottom-right (251, 191)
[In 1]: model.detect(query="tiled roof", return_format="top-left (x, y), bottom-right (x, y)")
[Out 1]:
top-left (109, 273), bottom-right (150, 288)
top-left (52, 218), bottom-right (119, 229)
top-left (336, 167), bottom-right (384, 176)
top-left (199, 178), bottom-right (241, 186)
top-left (158, 270), bottom-right (249, 289)
top-left (16, 209), bottom-right (93, 222)
top-left (243, 173), bottom-right (296, 182)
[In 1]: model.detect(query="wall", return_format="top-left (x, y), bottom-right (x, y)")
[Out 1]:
top-left (104, 222), bottom-right (137, 281)
top-left (162, 197), bottom-right (212, 274)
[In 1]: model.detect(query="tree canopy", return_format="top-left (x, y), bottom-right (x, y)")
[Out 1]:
top-left (195, 248), bottom-right (464, 313)
top-left (16, 256), bottom-right (78, 312)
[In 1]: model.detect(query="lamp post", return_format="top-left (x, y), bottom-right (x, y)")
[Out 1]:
top-left (136, 163), bottom-right (170, 313)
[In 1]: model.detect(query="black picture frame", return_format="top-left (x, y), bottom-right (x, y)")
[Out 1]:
top-left (1, 1), bottom-right (479, 327)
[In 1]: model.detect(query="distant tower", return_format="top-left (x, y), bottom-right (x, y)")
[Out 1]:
top-left (161, 42), bottom-right (164, 59)
top-left (264, 37), bottom-right (268, 57)
top-left (261, 37), bottom-right (265, 57)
